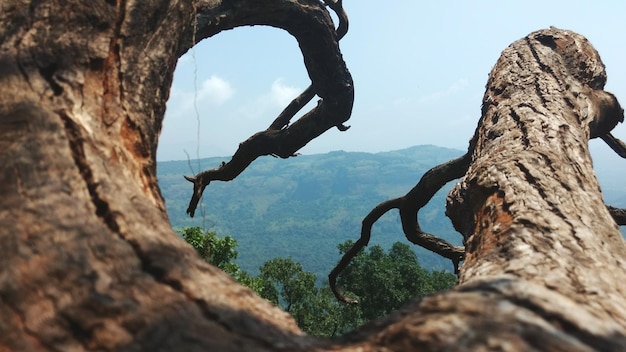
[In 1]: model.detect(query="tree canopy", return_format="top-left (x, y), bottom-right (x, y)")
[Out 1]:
top-left (180, 227), bottom-right (456, 336)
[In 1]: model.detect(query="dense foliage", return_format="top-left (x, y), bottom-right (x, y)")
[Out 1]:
top-left (161, 147), bottom-right (626, 280)
top-left (336, 240), bottom-right (457, 321)
top-left (178, 227), bottom-right (263, 293)
top-left (161, 146), bottom-right (467, 277)
top-left (179, 227), bottom-right (457, 336)
top-left (169, 147), bottom-right (625, 335)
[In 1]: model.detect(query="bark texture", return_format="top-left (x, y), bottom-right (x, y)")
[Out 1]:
top-left (1, 0), bottom-right (625, 350)
top-left (329, 28), bottom-right (626, 351)
top-left (0, 0), bottom-right (342, 351)
top-left (443, 27), bottom-right (626, 349)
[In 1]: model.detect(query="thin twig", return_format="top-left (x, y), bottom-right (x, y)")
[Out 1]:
top-left (269, 85), bottom-right (316, 130)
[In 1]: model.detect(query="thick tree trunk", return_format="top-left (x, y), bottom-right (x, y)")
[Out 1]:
top-left (1, 1), bottom-right (336, 351)
top-left (331, 28), bottom-right (626, 351)
top-left (384, 28), bottom-right (626, 350)
top-left (1, 0), bottom-right (624, 351)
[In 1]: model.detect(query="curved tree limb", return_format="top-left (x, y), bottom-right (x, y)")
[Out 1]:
top-left (329, 198), bottom-right (403, 304)
top-left (323, 0), bottom-right (349, 41)
top-left (398, 153), bottom-right (471, 267)
top-left (267, 0), bottom-right (349, 132)
top-left (184, 0), bottom-right (353, 217)
top-left (330, 153), bottom-right (471, 303)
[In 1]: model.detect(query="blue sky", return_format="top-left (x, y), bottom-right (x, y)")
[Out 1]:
top-left (157, 1), bottom-right (626, 163)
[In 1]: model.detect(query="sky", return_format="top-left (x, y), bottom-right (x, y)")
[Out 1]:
top-left (157, 1), bottom-right (626, 163)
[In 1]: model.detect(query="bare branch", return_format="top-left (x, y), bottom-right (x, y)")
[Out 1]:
top-left (269, 85), bottom-right (316, 131)
top-left (184, 0), bottom-right (354, 217)
top-left (329, 198), bottom-right (403, 303)
top-left (398, 154), bottom-right (471, 267)
top-left (323, 0), bottom-right (349, 40)
top-left (601, 133), bottom-right (626, 158)
top-left (330, 153), bottom-right (471, 303)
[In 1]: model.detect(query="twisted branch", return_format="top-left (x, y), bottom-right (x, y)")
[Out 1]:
top-left (184, 0), bottom-right (353, 217)
top-left (268, 0), bottom-right (349, 132)
top-left (330, 153), bottom-right (471, 303)
top-left (323, 0), bottom-right (349, 40)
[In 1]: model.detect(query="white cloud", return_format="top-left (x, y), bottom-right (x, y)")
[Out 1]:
top-left (269, 78), bottom-right (300, 107)
top-left (197, 75), bottom-right (235, 106)
top-left (165, 75), bottom-right (234, 121)
top-left (232, 78), bottom-right (303, 121)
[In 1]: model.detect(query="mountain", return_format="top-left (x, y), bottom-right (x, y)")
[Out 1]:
top-left (157, 144), bottom-right (626, 278)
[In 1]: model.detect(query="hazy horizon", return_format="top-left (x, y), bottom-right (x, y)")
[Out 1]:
top-left (157, 1), bottom-right (625, 162)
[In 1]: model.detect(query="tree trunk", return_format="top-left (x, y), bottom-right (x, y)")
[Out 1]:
top-left (1, 1), bottom-right (342, 350)
top-left (1, 0), bottom-right (624, 350)
top-left (377, 28), bottom-right (626, 351)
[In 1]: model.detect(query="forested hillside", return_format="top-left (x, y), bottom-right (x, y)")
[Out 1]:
top-left (158, 145), bottom-right (626, 278)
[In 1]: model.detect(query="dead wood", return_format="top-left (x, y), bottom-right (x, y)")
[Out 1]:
top-left (1, 1), bottom-right (625, 349)
top-left (329, 153), bottom-right (469, 303)
top-left (332, 27), bottom-right (626, 350)
top-left (184, 0), bottom-right (353, 217)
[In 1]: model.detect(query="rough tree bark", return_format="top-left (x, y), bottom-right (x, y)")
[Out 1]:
top-left (1, 0), bottom-right (625, 351)
top-left (0, 0), bottom-right (350, 350)
top-left (331, 27), bottom-right (626, 350)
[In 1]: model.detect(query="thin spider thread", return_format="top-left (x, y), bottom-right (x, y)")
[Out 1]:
top-left (190, 3), bottom-right (207, 227)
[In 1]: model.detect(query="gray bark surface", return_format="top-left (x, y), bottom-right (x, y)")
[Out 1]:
top-left (1, 0), bottom-right (624, 350)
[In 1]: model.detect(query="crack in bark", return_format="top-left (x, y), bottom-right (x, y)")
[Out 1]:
top-left (514, 160), bottom-right (570, 222)
top-left (38, 64), bottom-right (64, 96)
top-left (509, 107), bottom-right (531, 147)
top-left (122, 237), bottom-right (292, 349)
top-left (189, 297), bottom-right (287, 350)
top-left (518, 102), bottom-right (545, 117)
top-left (102, 0), bottom-right (126, 125)
top-left (61, 112), bottom-right (224, 343)
top-left (526, 35), bottom-right (563, 89)
top-left (533, 81), bottom-right (549, 109)
top-left (114, 0), bottom-right (126, 99)
top-left (523, 37), bottom-right (558, 110)
top-left (60, 112), bottom-right (120, 234)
